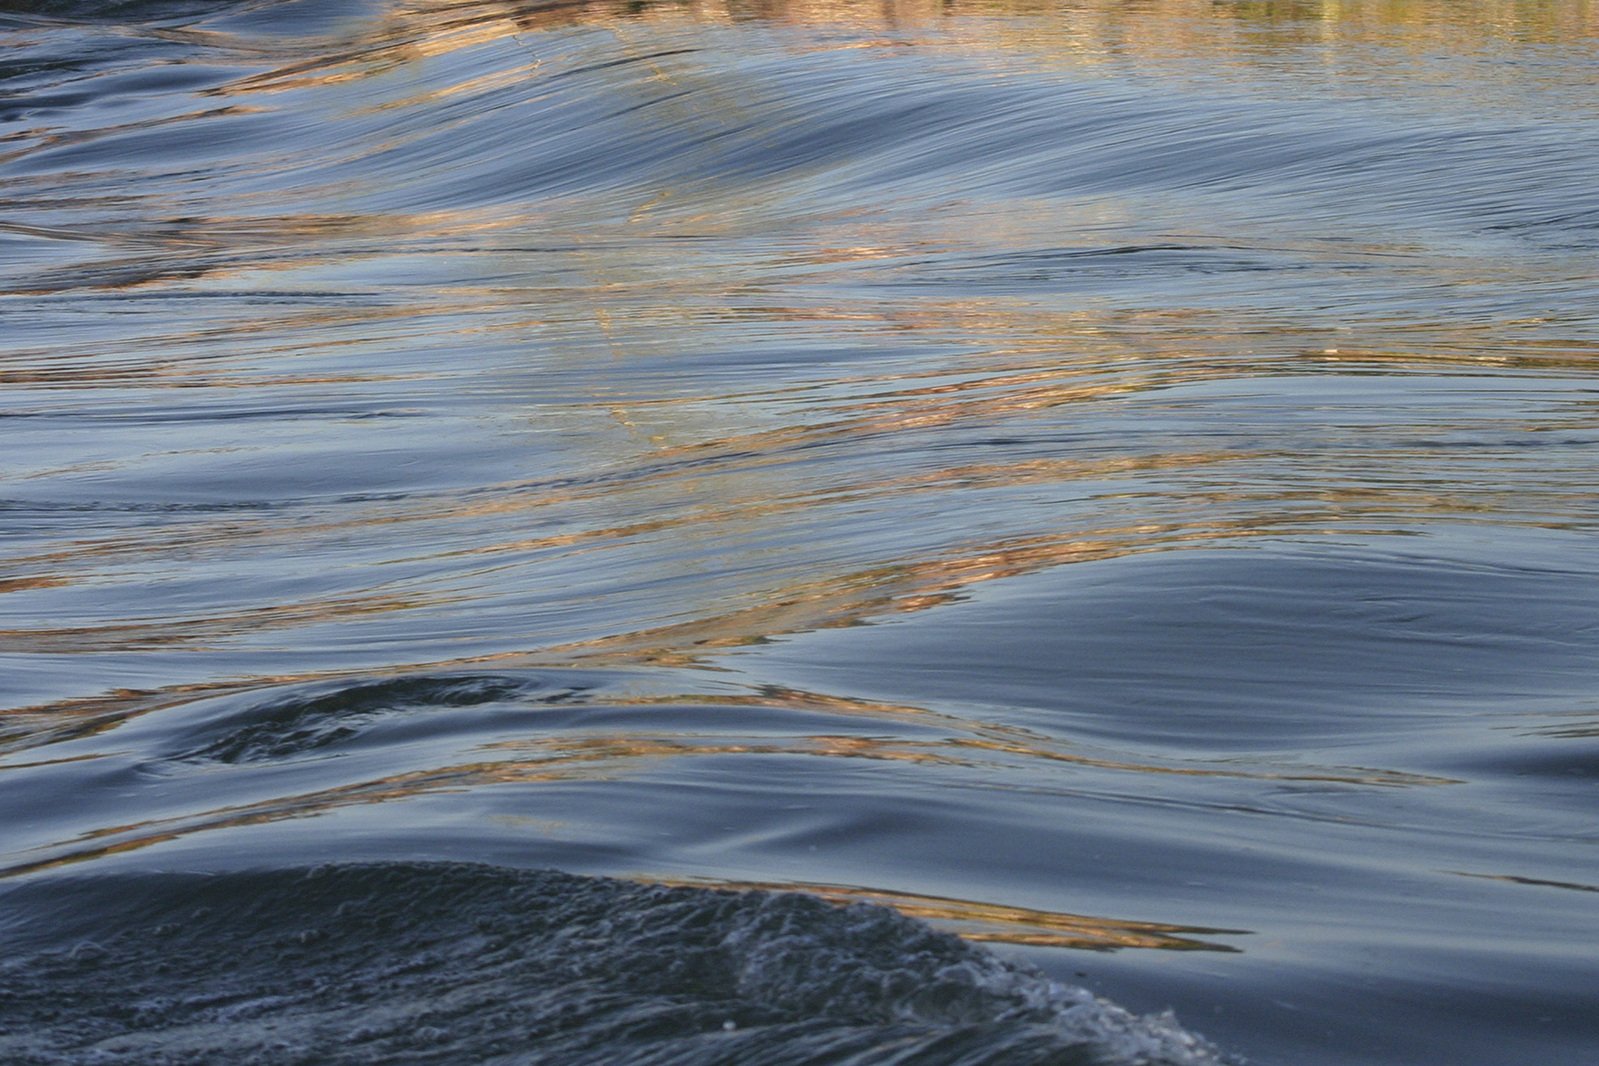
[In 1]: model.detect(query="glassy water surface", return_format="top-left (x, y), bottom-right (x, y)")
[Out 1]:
top-left (2, 1), bottom-right (1597, 1062)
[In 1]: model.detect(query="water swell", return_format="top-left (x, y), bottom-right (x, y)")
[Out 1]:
top-left (171, 674), bottom-right (543, 764)
top-left (0, 863), bottom-right (1229, 1065)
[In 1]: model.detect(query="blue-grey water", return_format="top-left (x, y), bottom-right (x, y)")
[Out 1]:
top-left (2, 1), bottom-right (1597, 1062)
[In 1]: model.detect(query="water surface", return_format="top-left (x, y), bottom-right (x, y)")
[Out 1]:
top-left (2, 2), bottom-right (1598, 1063)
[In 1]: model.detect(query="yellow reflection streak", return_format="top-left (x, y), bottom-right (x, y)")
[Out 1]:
top-left (653, 875), bottom-right (1246, 951)
top-left (0, 590), bottom-right (450, 654)
top-left (2, 692), bottom-right (1454, 881)
top-left (528, 520), bottom-right (1385, 667)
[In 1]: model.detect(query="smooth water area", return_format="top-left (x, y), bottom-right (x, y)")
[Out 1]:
top-left (2, 1), bottom-right (1597, 1062)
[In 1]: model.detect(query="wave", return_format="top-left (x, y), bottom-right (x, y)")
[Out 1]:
top-left (0, 862), bottom-right (1230, 1064)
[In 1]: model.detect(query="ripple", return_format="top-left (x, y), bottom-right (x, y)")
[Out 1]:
top-left (172, 673), bottom-right (541, 763)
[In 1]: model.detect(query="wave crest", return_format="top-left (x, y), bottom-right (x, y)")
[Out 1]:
top-left (0, 862), bottom-right (1231, 1064)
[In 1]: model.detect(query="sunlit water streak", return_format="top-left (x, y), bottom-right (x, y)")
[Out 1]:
top-left (2, 1), bottom-right (1597, 1063)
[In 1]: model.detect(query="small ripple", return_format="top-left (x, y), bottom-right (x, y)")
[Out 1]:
top-left (171, 673), bottom-right (542, 763)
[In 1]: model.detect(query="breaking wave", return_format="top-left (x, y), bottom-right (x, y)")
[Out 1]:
top-left (0, 863), bottom-right (1228, 1065)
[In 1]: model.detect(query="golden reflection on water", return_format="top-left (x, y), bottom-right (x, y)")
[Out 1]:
top-left (352, 0), bottom-right (1596, 113)
top-left (308, 0), bottom-right (1599, 51)
top-left (0, 677), bottom-right (1453, 886)
top-left (0, 590), bottom-right (448, 654)
top-left (2, 790), bottom-right (1241, 951)
top-left (10, 298), bottom-right (1592, 667)
top-left (1, 0), bottom-right (1591, 870)
top-left (656, 876), bottom-right (1245, 951)
top-left (530, 520), bottom-right (1399, 668)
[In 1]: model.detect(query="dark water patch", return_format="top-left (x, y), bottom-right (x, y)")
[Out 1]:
top-left (1436, 735), bottom-right (1599, 782)
top-left (904, 242), bottom-right (1378, 296)
top-left (742, 539), bottom-right (1599, 751)
top-left (0, 0), bottom-right (262, 25)
top-left (0, 863), bottom-right (1228, 1065)
top-left (1453, 871), bottom-right (1599, 895)
top-left (170, 673), bottom-right (545, 764)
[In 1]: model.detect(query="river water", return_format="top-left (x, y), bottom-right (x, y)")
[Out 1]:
top-left (2, 2), bottom-right (1597, 1063)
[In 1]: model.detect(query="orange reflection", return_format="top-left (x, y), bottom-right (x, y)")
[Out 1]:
top-left (1, 672), bottom-right (1453, 883)
top-left (0, 589), bottom-right (448, 654)
top-left (655, 875), bottom-right (1245, 951)
top-left (6, 0), bottom-right (1595, 761)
